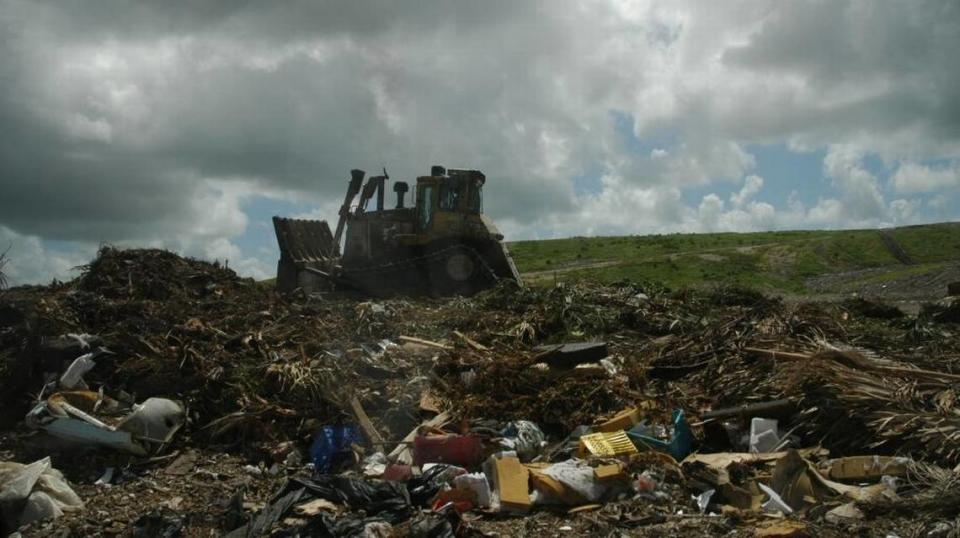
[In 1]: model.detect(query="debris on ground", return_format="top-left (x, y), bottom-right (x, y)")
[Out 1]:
top-left (0, 457), bottom-right (83, 534)
top-left (1, 246), bottom-right (960, 536)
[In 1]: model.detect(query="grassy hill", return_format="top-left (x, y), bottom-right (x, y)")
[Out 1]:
top-left (508, 221), bottom-right (960, 295)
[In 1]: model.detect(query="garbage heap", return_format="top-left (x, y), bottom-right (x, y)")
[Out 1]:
top-left (1, 247), bottom-right (959, 536)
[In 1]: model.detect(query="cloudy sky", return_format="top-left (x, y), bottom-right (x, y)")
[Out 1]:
top-left (1, 0), bottom-right (959, 285)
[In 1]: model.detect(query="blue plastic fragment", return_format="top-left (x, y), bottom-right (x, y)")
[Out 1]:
top-left (626, 409), bottom-right (692, 461)
top-left (310, 425), bottom-right (363, 473)
top-left (669, 409), bottom-right (693, 460)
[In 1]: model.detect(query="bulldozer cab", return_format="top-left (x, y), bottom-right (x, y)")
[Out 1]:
top-left (415, 168), bottom-right (484, 232)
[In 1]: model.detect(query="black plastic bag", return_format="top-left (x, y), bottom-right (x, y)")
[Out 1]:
top-left (226, 475), bottom-right (413, 537)
top-left (291, 475), bottom-right (412, 522)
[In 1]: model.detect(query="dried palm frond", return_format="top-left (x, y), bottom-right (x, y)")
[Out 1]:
top-left (509, 321), bottom-right (536, 343)
top-left (265, 358), bottom-right (328, 408)
top-left (0, 244), bottom-right (9, 289)
top-left (861, 461), bottom-right (960, 519)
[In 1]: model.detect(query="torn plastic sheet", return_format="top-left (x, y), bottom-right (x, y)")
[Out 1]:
top-left (25, 393), bottom-right (185, 456)
top-left (540, 459), bottom-right (608, 503)
top-left (758, 483), bottom-right (793, 515)
top-left (408, 464), bottom-right (465, 506)
top-left (697, 488), bottom-right (715, 513)
top-left (0, 457), bottom-right (83, 532)
top-left (500, 420), bottom-right (546, 462)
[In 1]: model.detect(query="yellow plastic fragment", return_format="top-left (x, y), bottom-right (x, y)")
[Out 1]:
top-left (578, 431), bottom-right (638, 457)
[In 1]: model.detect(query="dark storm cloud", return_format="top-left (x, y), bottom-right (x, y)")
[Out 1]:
top-left (721, 0), bottom-right (960, 149)
top-left (0, 0), bottom-right (590, 243)
top-left (21, 1), bottom-right (537, 42)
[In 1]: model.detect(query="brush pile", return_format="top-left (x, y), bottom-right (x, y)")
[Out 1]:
top-left (1, 247), bottom-right (959, 536)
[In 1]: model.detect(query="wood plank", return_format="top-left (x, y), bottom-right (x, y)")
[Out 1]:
top-left (350, 396), bottom-right (385, 447)
top-left (453, 330), bottom-right (489, 351)
top-left (399, 335), bottom-right (452, 350)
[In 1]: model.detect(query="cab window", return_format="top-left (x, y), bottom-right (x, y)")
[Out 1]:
top-left (468, 182), bottom-right (482, 213)
top-left (418, 184), bottom-right (434, 230)
top-left (439, 181), bottom-right (461, 211)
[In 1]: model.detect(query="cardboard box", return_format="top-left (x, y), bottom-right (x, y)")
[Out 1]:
top-left (597, 407), bottom-right (641, 432)
top-left (593, 463), bottom-right (627, 484)
top-left (824, 456), bottom-right (908, 481)
top-left (493, 456), bottom-right (531, 513)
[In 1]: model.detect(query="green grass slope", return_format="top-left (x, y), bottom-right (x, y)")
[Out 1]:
top-left (508, 221), bottom-right (960, 293)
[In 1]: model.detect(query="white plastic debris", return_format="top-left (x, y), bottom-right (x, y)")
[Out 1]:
top-left (65, 333), bottom-right (95, 350)
top-left (26, 394), bottom-right (184, 456)
top-left (600, 357), bottom-right (621, 376)
top-left (27, 346), bottom-right (184, 456)
top-left (758, 483), bottom-right (793, 514)
top-left (117, 398), bottom-right (185, 443)
top-left (541, 459), bottom-right (607, 502)
top-left (500, 421), bottom-right (546, 462)
top-left (59, 353), bottom-right (97, 389)
top-left (94, 467), bottom-right (114, 487)
top-left (749, 418), bottom-right (781, 453)
top-left (0, 457), bottom-right (83, 528)
top-left (362, 452), bottom-right (388, 477)
top-left (377, 339), bottom-right (398, 352)
top-left (453, 472), bottom-right (491, 508)
top-left (697, 488), bottom-right (715, 513)
top-left (825, 502), bottom-right (864, 524)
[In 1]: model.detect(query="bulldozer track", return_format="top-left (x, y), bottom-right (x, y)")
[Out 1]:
top-left (343, 243), bottom-right (500, 285)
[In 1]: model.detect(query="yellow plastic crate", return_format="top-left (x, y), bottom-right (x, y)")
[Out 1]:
top-left (578, 431), bottom-right (638, 457)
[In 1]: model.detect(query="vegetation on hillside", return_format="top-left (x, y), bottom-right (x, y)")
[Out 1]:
top-left (508, 222), bottom-right (960, 294)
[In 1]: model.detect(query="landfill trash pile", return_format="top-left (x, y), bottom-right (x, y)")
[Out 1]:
top-left (1, 247), bottom-right (960, 536)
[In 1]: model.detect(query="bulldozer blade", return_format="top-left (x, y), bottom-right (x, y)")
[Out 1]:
top-left (272, 217), bottom-right (338, 293)
top-left (496, 242), bottom-right (523, 284)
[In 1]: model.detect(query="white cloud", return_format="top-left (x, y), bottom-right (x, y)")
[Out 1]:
top-left (697, 194), bottom-right (725, 232)
top-left (891, 161), bottom-right (960, 193)
top-left (806, 198), bottom-right (846, 225)
top-left (888, 198), bottom-right (922, 224)
top-left (730, 174), bottom-right (764, 207)
top-left (822, 145), bottom-right (886, 222)
top-left (0, 226), bottom-right (95, 286)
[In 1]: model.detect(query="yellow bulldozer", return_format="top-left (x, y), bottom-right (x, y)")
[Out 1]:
top-left (273, 165), bottom-right (522, 296)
